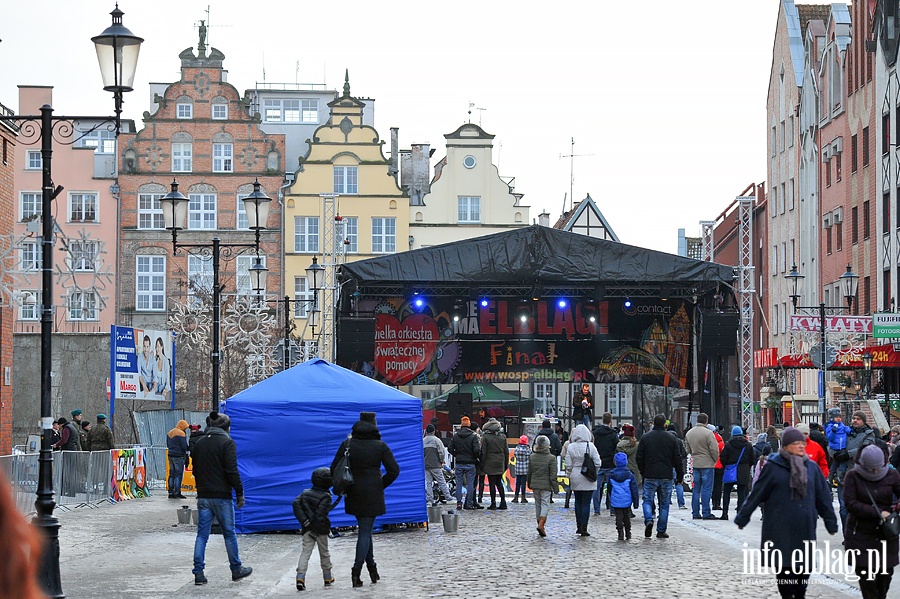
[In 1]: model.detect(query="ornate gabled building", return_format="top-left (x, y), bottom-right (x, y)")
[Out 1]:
top-left (550, 193), bottom-right (618, 241)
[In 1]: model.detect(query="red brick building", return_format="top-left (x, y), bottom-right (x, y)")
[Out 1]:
top-left (0, 102), bottom-right (16, 453)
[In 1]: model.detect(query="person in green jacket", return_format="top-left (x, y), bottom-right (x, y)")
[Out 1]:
top-left (528, 435), bottom-right (558, 537)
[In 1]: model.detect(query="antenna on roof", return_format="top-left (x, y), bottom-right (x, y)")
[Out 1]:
top-left (560, 137), bottom-right (595, 211)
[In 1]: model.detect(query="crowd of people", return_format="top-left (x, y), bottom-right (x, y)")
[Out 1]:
top-left (50, 409), bottom-right (115, 452)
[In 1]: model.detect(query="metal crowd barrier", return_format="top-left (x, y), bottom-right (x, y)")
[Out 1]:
top-left (0, 445), bottom-right (169, 516)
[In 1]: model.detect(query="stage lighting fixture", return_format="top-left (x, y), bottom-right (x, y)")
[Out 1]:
top-left (624, 298), bottom-right (632, 309)
top-left (557, 298), bottom-right (568, 309)
top-left (479, 297), bottom-right (490, 308)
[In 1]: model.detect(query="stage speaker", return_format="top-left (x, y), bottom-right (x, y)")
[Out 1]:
top-left (448, 393), bottom-right (473, 424)
top-left (337, 317), bottom-right (376, 365)
top-left (701, 311), bottom-right (739, 356)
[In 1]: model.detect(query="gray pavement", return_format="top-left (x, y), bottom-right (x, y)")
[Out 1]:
top-left (54, 491), bottom-right (893, 598)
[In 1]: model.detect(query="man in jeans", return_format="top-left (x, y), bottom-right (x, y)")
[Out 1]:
top-left (636, 414), bottom-right (684, 538)
top-left (190, 411), bottom-right (252, 585)
top-left (591, 412), bottom-right (618, 515)
top-left (448, 416), bottom-right (482, 510)
top-left (166, 419), bottom-right (190, 499)
top-left (684, 412), bottom-right (720, 520)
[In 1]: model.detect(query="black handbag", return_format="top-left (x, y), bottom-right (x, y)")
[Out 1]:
top-left (863, 484), bottom-right (900, 541)
top-left (580, 443), bottom-right (597, 482)
top-left (332, 440), bottom-right (354, 496)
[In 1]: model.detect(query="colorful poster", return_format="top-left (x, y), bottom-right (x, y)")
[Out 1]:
top-left (110, 325), bottom-right (175, 402)
top-left (110, 448), bottom-right (150, 502)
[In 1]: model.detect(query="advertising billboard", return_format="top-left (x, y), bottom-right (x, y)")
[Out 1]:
top-left (110, 325), bottom-right (175, 402)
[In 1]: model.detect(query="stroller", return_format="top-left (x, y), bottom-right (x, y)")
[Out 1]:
top-left (432, 465), bottom-right (456, 503)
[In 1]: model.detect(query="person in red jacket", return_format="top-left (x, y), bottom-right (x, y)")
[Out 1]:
top-left (710, 424), bottom-right (726, 511)
top-left (796, 422), bottom-right (828, 478)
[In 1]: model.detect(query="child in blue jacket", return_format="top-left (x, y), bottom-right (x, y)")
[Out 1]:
top-left (825, 408), bottom-right (850, 451)
top-left (608, 451), bottom-right (639, 541)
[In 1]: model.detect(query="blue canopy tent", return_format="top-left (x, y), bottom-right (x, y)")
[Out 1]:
top-left (225, 359), bottom-right (426, 533)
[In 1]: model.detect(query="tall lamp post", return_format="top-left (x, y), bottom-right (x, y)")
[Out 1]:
top-left (786, 264), bottom-right (860, 427)
top-left (862, 350), bottom-right (877, 422)
top-left (160, 179), bottom-right (271, 410)
top-left (0, 7), bottom-right (142, 597)
top-left (305, 256), bottom-right (325, 357)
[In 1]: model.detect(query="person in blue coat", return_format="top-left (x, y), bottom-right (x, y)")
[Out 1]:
top-left (734, 427), bottom-right (838, 599)
top-left (825, 408), bottom-right (850, 451)
top-left (608, 452), bottom-right (639, 541)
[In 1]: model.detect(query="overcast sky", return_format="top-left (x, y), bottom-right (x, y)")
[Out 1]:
top-left (1, 0), bottom-right (825, 254)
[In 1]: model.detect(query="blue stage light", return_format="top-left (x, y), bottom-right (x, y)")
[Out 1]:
top-left (479, 298), bottom-right (489, 308)
top-left (624, 299), bottom-right (632, 309)
top-left (557, 299), bottom-right (568, 309)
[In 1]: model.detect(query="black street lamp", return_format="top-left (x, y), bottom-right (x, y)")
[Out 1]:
top-left (786, 264), bottom-right (860, 428)
top-left (305, 256), bottom-right (325, 356)
top-left (0, 7), bottom-right (141, 597)
top-left (862, 349), bottom-right (878, 422)
top-left (160, 178), bottom-right (271, 410)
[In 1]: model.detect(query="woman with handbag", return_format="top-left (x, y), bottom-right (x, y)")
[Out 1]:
top-left (719, 425), bottom-right (754, 520)
top-left (563, 424), bottom-right (601, 537)
top-left (330, 412), bottom-right (400, 588)
top-left (843, 444), bottom-right (900, 599)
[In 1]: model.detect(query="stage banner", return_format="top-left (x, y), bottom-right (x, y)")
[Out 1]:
top-left (110, 325), bottom-right (175, 402)
top-left (110, 448), bottom-right (150, 502)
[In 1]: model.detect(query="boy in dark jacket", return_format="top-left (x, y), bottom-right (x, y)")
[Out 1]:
top-left (292, 467), bottom-right (335, 591)
top-left (608, 452), bottom-right (639, 541)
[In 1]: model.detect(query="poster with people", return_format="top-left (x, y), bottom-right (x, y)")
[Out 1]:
top-left (110, 325), bottom-right (175, 402)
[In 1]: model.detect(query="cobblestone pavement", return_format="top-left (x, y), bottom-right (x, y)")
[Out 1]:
top-left (56, 491), bottom-right (893, 598)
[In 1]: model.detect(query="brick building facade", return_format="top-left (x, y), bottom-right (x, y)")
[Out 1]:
top-left (0, 101), bottom-right (15, 453)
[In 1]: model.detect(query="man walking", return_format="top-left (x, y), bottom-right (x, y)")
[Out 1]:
top-left (190, 412), bottom-right (252, 585)
top-left (423, 424), bottom-right (451, 504)
top-left (684, 412), bottom-right (719, 520)
top-left (591, 412), bottom-right (618, 515)
top-left (448, 416), bottom-right (481, 510)
top-left (636, 414), bottom-right (684, 538)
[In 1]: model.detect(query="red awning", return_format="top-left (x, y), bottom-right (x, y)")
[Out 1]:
top-left (777, 344), bottom-right (898, 369)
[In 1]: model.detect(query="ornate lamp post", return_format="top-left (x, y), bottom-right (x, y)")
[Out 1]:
top-left (0, 7), bottom-right (141, 597)
top-left (305, 256), bottom-right (325, 357)
top-left (160, 178), bottom-right (270, 410)
top-left (861, 350), bottom-right (878, 423)
top-left (786, 264), bottom-right (860, 427)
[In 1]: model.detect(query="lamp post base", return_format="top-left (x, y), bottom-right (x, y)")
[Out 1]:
top-left (33, 512), bottom-right (63, 599)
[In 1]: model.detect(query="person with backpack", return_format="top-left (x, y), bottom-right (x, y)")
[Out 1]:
top-left (719, 426), bottom-right (754, 520)
top-left (292, 467), bottom-right (336, 591)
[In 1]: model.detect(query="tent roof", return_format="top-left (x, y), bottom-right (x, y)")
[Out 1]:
top-left (340, 224), bottom-right (734, 296)
top-left (424, 383), bottom-right (523, 409)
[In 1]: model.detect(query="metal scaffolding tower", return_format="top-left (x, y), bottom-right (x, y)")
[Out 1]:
top-left (700, 221), bottom-right (715, 262)
top-left (736, 196), bottom-right (757, 431)
top-left (318, 193), bottom-right (345, 362)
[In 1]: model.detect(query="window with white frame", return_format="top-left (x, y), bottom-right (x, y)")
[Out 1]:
top-left (67, 289), bottom-right (98, 321)
top-left (534, 383), bottom-right (556, 414)
top-left (458, 196), bottom-right (481, 223)
top-left (372, 217), bottom-right (396, 253)
top-left (213, 143), bottom-right (233, 172)
top-left (294, 276), bottom-right (312, 317)
top-left (334, 166), bottom-right (358, 194)
top-left (19, 290), bottom-right (41, 320)
top-left (301, 99), bottom-right (318, 123)
top-left (21, 192), bottom-right (41, 221)
top-left (172, 143), bottom-right (192, 172)
top-left (212, 103), bottom-right (228, 120)
top-left (294, 216), bottom-right (319, 252)
top-left (188, 193), bottom-right (217, 229)
top-left (773, 304), bottom-right (779, 336)
top-left (237, 194), bottom-right (249, 229)
top-left (343, 216), bottom-right (358, 253)
top-left (26, 151), bottom-right (41, 170)
top-left (236, 255), bottom-right (266, 295)
top-left (80, 129), bottom-right (115, 154)
top-left (264, 99), bottom-right (300, 122)
top-left (782, 303), bottom-right (788, 334)
top-left (69, 193), bottom-right (97, 223)
top-left (607, 384), bottom-right (629, 417)
top-left (68, 240), bottom-right (97, 271)
top-left (187, 255), bottom-right (213, 305)
top-left (20, 242), bottom-right (41, 271)
top-left (176, 102), bottom-right (193, 119)
top-left (136, 255), bottom-right (166, 311)
top-left (138, 192), bottom-right (165, 229)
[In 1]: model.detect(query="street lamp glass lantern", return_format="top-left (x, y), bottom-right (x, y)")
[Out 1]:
top-left (160, 179), bottom-right (189, 230)
top-left (309, 307), bottom-right (320, 328)
top-left (305, 256), bottom-right (325, 291)
top-left (249, 256), bottom-right (267, 294)
top-left (786, 264), bottom-right (804, 308)
top-left (92, 5), bottom-right (143, 93)
top-left (242, 178), bottom-right (272, 230)
top-left (840, 264), bottom-right (860, 309)
top-left (862, 351), bottom-right (873, 372)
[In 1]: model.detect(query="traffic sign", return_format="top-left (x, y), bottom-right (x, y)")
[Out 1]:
top-left (809, 343), bottom-right (838, 369)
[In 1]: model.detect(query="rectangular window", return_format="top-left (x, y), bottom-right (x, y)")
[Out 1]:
top-left (293, 216), bottom-right (320, 252)
top-left (20, 192), bottom-right (41, 221)
top-left (885, 271), bottom-right (892, 312)
top-left (852, 206), bottom-right (859, 243)
top-left (773, 305), bottom-right (779, 336)
top-left (780, 121), bottom-right (785, 152)
top-left (864, 126), bottom-right (871, 166)
top-left (458, 196), bottom-right (481, 223)
top-left (26, 151), bottom-right (41, 170)
top-left (333, 166), bottom-right (358, 194)
top-left (864, 276), bottom-right (871, 314)
top-left (788, 178), bottom-right (795, 210)
top-left (282, 100), bottom-right (300, 122)
top-left (263, 99), bottom-right (301, 122)
top-left (864, 200), bottom-right (871, 238)
top-left (294, 276), bottom-right (311, 317)
top-left (788, 116), bottom-right (794, 147)
top-left (534, 383), bottom-right (556, 414)
top-left (69, 193), bottom-right (97, 222)
top-left (68, 240), bottom-right (97, 271)
top-left (20, 242), bottom-right (41, 271)
top-left (80, 129), bottom-right (116, 154)
top-left (18, 290), bottom-right (41, 320)
top-left (825, 160), bottom-right (832, 187)
top-left (172, 143), bottom-right (192, 172)
top-left (781, 242), bottom-right (787, 272)
top-left (301, 99), bottom-right (318, 123)
top-left (772, 245), bottom-right (778, 276)
top-left (852, 134), bottom-right (859, 172)
top-left (770, 188), bottom-right (777, 218)
top-left (236, 194), bottom-right (249, 229)
top-left (836, 153), bottom-right (842, 181)
top-left (771, 126), bottom-right (776, 156)
top-left (136, 255), bottom-right (166, 311)
top-left (343, 216), bottom-right (358, 253)
top-left (212, 104), bottom-right (227, 120)
top-left (138, 193), bottom-right (165, 229)
top-left (236, 255), bottom-right (266, 295)
top-left (212, 143), bottom-right (233, 172)
top-left (790, 239), bottom-right (796, 267)
top-left (885, 193), bottom-right (892, 235)
top-left (884, 113), bottom-right (891, 155)
top-left (782, 303), bottom-right (788, 334)
top-left (177, 103), bottom-right (192, 119)
top-left (780, 183), bottom-right (786, 213)
top-left (372, 217), bottom-right (396, 253)
top-left (187, 255), bottom-right (213, 306)
top-left (67, 290), bottom-right (98, 321)
top-left (836, 221), bottom-right (843, 251)
top-left (188, 193), bottom-right (217, 230)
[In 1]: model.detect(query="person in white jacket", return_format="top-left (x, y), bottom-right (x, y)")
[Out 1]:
top-left (564, 424), bottom-right (602, 537)
top-left (423, 425), bottom-right (451, 505)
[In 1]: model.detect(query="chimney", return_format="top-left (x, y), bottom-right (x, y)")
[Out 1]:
top-left (410, 144), bottom-right (431, 205)
top-left (389, 127), bottom-right (399, 177)
top-left (538, 211), bottom-right (550, 227)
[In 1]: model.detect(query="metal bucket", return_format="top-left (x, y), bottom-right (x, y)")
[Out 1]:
top-left (428, 505), bottom-right (443, 523)
top-left (191, 509), bottom-right (199, 525)
top-left (177, 506), bottom-right (192, 524)
top-left (441, 512), bottom-right (458, 533)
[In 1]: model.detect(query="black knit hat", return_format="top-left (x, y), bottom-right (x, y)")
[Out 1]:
top-left (360, 412), bottom-right (377, 424)
top-left (206, 411), bottom-right (231, 430)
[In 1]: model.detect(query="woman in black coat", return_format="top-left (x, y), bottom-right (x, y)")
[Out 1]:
top-left (734, 427), bottom-right (838, 599)
top-left (331, 412), bottom-right (400, 588)
top-left (843, 444), bottom-right (900, 598)
top-left (719, 426), bottom-right (755, 520)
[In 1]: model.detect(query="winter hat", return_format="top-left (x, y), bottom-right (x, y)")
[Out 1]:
top-left (534, 435), bottom-right (551, 451)
top-left (781, 427), bottom-right (805, 447)
top-left (706, 423), bottom-right (716, 432)
top-left (622, 423), bottom-right (635, 438)
top-left (207, 411), bottom-right (231, 430)
top-left (858, 445), bottom-right (890, 481)
top-left (756, 432), bottom-right (767, 444)
top-left (425, 424), bottom-right (436, 434)
top-left (731, 425), bottom-right (743, 437)
top-left (56, 417), bottom-right (68, 425)
top-left (96, 414), bottom-right (107, 421)
top-left (795, 422), bottom-right (810, 435)
top-left (460, 416), bottom-right (471, 427)
top-left (360, 412), bottom-right (377, 424)
top-left (71, 409), bottom-right (82, 417)
top-left (519, 435), bottom-right (529, 444)
top-left (80, 421), bottom-right (91, 430)
top-left (828, 407), bottom-right (842, 419)
top-left (614, 452), bottom-right (628, 468)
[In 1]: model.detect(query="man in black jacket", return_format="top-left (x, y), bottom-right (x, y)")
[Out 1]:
top-left (592, 412), bottom-right (618, 515)
top-left (637, 414), bottom-right (685, 539)
top-left (448, 416), bottom-right (482, 510)
top-left (190, 412), bottom-right (252, 585)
